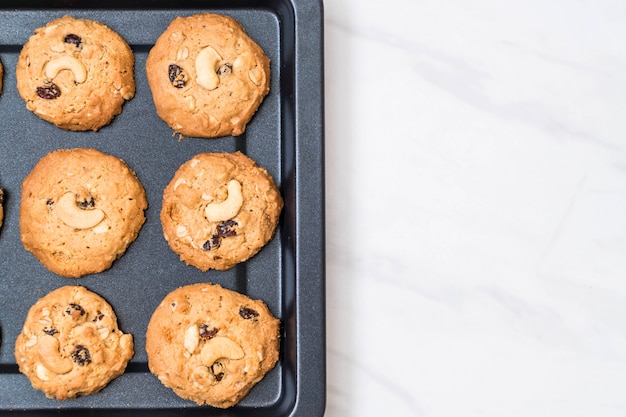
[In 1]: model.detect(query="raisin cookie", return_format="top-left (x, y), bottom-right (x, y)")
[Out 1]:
top-left (14, 285), bottom-right (134, 400)
top-left (20, 148), bottom-right (147, 278)
top-left (146, 283), bottom-right (280, 408)
top-left (146, 13), bottom-right (270, 138)
top-left (16, 16), bottom-right (135, 131)
top-left (160, 151), bottom-right (282, 271)
top-left (0, 188), bottom-right (4, 231)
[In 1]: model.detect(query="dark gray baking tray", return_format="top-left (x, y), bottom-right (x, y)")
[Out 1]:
top-left (0, 0), bottom-right (325, 415)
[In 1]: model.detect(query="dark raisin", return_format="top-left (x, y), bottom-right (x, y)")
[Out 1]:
top-left (65, 303), bottom-right (85, 317)
top-left (43, 327), bottom-right (58, 336)
top-left (92, 311), bottom-right (104, 322)
top-left (239, 307), bottom-right (259, 320)
top-left (216, 63), bottom-right (233, 76)
top-left (217, 220), bottom-right (238, 238)
top-left (36, 82), bottom-right (61, 100)
top-left (202, 234), bottom-right (221, 251)
top-left (212, 362), bottom-right (225, 381)
top-left (168, 64), bottom-right (186, 88)
top-left (78, 196), bottom-right (95, 209)
top-left (71, 345), bottom-right (91, 366)
top-left (199, 324), bottom-right (218, 340)
top-left (64, 34), bottom-right (82, 48)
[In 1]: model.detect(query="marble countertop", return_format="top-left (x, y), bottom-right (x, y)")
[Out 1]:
top-left (323, 0), bottom-right (626, 415)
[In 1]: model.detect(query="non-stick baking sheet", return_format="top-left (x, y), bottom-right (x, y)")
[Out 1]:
top-left (0, 1), bottom-right (325, 415)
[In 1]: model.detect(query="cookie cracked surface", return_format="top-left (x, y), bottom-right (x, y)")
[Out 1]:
top-left (20, 148), bottom-right (147, 278)
top-left (146, 283), bottom-right (280, 408)
top-left (146, 13), bottom-right (270, 138)
top-left (16, 16), bottom-right (135, 131)
top-left (160, 151), bottom-right (283, 271)
top-left (14, 285), bottom-right (134, 400)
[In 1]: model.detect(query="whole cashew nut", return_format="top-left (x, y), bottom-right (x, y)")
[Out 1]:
top-left (37, 334), bottom-right (73, 375)
top-left (204, 180), bottom-right (243, 223)
top-left (56, 192), bottom-right (105, 229)
top-left (44, 56), bottom-right (87, 83)
top-left (200, 336), bottom-right (245, 366)
top-left (195, 45), bottom-right (222, 90)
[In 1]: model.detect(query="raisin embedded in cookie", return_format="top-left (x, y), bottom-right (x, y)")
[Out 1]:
top-left (146, 13), bottom-right (270, 138)
top-left (20, 148), bottom-right (147, 278)
top-left (16, 16), bottom-right (135, 131)
top-left (160, 151), bottom-right (283, 271)
top-left (146, 283), bottom-right (280, 408)
top-left (14, 285), bottom-right (134, 400)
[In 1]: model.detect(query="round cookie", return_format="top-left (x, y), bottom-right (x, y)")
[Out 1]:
top-left (146, 283), bottom-right (280, 408)
top-left (14, 285), bottom-right (134, 400)
top-left (160, 151), bottom-right (283, 271)
top-left (20, 148), bottom-right (147, 278)
top-left (16, 16), bottom-right (135, 131)
top-left (0, 58), bottom-right (3, 94)
top-left (146, 13), bottom-right (270, 138)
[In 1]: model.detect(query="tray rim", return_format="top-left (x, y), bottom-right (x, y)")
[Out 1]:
top-left (0, 0), bottom-right (326, 416)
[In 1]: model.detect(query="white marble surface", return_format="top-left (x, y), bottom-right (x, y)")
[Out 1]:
top-left (323, 0), bottom-right (626, 415)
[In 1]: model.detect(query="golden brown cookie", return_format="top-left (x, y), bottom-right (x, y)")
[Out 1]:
top-left (146, 13), bottom-right (270, 138)
top-left (146, 283), bottom-right (280, 408)
top-left (14, 285), bottom-right (134, 400)
top-left (16, 16), bottom-right (135, 131)
top-left (20, 148), bottom-right (147, 278)
top-left (0, 188), bottom-right (4, 231)
top-left (160, 151), bottom-right (283, 271)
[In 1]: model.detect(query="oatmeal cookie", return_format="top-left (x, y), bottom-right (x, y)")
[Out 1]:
top-left (160, 151), bottom-right (282, 271)
top-left (16, 16), bottom-right (135, 131)
top-left (14, 285), bottom-right (134, 399)
top-left (20, 148), bottom-right (147, 278)
top-left (146, 13), bottom-right (270, 138)
top-left (146, 283), bottom-right (280, 408)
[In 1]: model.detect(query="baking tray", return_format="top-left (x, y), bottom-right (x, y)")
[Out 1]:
top-left (0, 0), bottom-right (325, 415)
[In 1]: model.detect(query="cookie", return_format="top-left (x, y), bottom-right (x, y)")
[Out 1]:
top-left (146, 13), bottom-right (270, 138)
top-left (0, 58), bottom-right (3, 94)
top-left (146, 283), bottom-right (280, 408)
top-left (14, 285), bottom-right (134, 400)
top-left (20, 148), bottom-right (147, 278)
top-left (0, 188), bottom-right (4, 231)
top-left (16, 16), bottom-right (135, 131)
top-left (160, 151), bottom-right (283, 271)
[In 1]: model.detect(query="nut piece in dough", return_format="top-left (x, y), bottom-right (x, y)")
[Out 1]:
top-left (195, 45), bottom-right (222, 91)
top-left (204, 179), bottom-right (243, 223)
top-left (55, 192), bottom-right (105, 229)
top-left (44, 56), bottom-right (87, 83)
